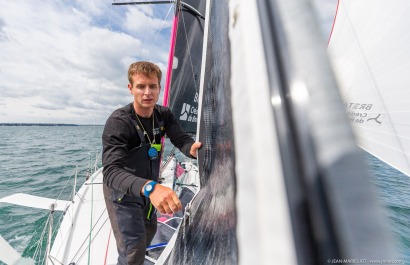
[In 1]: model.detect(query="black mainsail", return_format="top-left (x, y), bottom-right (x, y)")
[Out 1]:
top-left (166, 0), bottom-right (238, 264)
top-left (165, 0), bottom-right (206, 134)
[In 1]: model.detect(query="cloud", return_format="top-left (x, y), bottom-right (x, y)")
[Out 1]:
top-left (0, 0), bottom-right (337, 125)
top-left (0, 18), bottom-right (8, 41)
top-left (0, 0), bottom-right (172, 125)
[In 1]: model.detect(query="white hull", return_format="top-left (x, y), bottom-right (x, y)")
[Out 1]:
top-left (49, 168), bottom-right (117, 265)
top-left (0, 157), bottom-right (199, 265)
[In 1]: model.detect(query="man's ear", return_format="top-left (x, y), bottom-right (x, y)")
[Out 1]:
top-left (128, 83), bottom-right (132, 94)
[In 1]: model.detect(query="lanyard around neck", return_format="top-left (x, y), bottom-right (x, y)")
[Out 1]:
top-left (135, 111), bottom-right (156, 144)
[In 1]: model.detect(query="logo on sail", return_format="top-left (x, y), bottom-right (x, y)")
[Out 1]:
top-left (345, 102), bottom-right (384, 125)
top-left (179, 103), bottom-right (197, 123)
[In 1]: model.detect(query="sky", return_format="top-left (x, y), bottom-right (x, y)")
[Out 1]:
top-left (0, 0), bottom-right (338, 125)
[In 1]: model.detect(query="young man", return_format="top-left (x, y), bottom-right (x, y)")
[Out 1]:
top-left (102, 61), bottom-right (201, 265)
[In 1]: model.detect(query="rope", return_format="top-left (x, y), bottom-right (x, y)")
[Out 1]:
top-left (73, 216), bottom-right (110, 264)
top-left (69, 209), bottom-right (108, 263)
top-left (139, 8), bottom-right (149, 60)
top-left (31, 215), bottom-right (50, 263)
top-left (81, 2), bottom-right (116, 264)
top-left (87, 173), bottom-right (94, 264)
top-left (150, 5), bottom-right (174, 52)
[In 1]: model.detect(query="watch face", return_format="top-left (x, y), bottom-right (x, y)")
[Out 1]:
top-left (146, 185), bottom-right (153, 191)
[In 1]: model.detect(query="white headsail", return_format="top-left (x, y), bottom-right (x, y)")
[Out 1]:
top-left (328, 0), bottom-right (410, 177)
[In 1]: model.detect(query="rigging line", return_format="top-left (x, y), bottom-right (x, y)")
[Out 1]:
top-left (82, 5), bottom-right (116, 264)
top-left (74, 217), bottom-right (110, 264)
top-left (163, 0), bottom-right (181, 107)
top-left (32, 215), bottom-right (50, 263)
top-left (50, 226), bottom-right (74, 263)
top-left (42, 213), bottom-right (53, 265)
top-left (103, 229), bottom-right (112, 265)
top-left (83, 1), bottom-right (115, 165)
top-left (339, 1), bottom-right (410, 172)
top-left (157, 220), bottom-right (178, 231)
top-left (87, 174), bottom-right (95, 265)
top-left (69, 209), bottom-right (108, 262)
top-left (178, 2), bottom-right (206, 103)
top-left (158, 216), bottom-right (182, 224)
top-left (82, 2), bottom-right (115, 159)
top-left (42, 170), bottom-right (77, 253)
top-left (150, 4), bottom-right (174, 54)
top-left (112, 0), bottom-right (174, 58)
top-left (53, 169), bottom-right (74, 201)
top-left (49, 210), bottom-right (69, 252)
top-left (31, 200), bottom-right (69, 263)
top-left (36, 2), bottom-right (114, 263)
top-left (139, 8), bottom-right (150, 60)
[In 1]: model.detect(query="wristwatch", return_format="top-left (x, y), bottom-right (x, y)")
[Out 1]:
top-left (143, 181), bottom-right (157, 198)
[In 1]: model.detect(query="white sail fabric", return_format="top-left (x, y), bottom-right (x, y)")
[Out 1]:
top-left (328, 0), bottom-right (410, 177)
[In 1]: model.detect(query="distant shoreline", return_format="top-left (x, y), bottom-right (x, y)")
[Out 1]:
top-left (0, 123), bottom-right (104, 126)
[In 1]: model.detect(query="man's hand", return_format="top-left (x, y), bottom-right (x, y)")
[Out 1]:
top-left (147, 184), bottom-right (182, 214)
top-left (190, 141), bottom-right (202, 158)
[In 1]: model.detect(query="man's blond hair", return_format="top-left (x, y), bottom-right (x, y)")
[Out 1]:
top-left (128, 61), bottom-right (162, 85)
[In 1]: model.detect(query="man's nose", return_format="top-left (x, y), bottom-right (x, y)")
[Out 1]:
top-left (143, 87), bottom-right (152, 95)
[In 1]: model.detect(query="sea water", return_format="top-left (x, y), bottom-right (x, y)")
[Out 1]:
top-left (0, 125), bottom-right (103, 263)
top-left (0, 126), bottom-right (409, 263)
top-left (366, 155), bottom-right (410, 262)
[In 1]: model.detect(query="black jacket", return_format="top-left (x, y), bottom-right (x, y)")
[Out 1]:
top-left (102, 103), bottom-right (195, 197)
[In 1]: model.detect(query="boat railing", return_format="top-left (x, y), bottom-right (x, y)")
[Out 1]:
top-left (34, 151), bottom-right (102, 264)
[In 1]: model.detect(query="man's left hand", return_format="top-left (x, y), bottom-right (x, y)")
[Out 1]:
top-left (190, 142), bottom-right (202, 158)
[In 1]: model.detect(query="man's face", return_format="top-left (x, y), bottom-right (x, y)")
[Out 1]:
top-left (128, 73), bottom-right (161, 112)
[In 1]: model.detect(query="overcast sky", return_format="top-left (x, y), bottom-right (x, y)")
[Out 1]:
top-left (0, 0), bottom-right (338, 125)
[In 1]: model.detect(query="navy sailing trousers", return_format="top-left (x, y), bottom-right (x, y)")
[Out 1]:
top-left (104, 184), bottom-right (157, 265)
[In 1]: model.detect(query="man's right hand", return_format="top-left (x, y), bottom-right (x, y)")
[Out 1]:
top-left (146, 184), bottom-right (182, 214)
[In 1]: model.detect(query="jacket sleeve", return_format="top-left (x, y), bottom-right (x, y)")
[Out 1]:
top-left (102, 112), bottom-right (147, 197)
top-left (163, 108), bottom-right (195, 158)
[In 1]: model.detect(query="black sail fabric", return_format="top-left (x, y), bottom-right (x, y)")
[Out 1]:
top-left (166, 0), bottom-right (238, 264)
top-left (168, 0), bottom-right (206, 134)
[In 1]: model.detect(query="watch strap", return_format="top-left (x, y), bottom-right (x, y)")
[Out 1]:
top-left (143, 181), bottom-right (157, 197)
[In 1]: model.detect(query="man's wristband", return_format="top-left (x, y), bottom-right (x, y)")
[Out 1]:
top-left (143, 181), bottom-right (157, 197)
